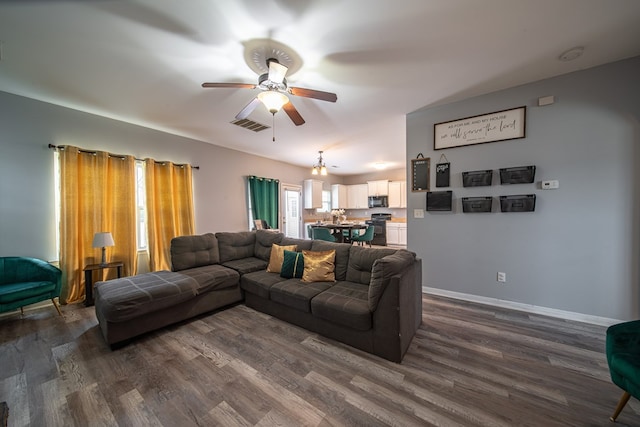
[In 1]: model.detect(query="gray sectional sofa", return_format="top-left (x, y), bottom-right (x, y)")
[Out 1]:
top-left (94, 229), bottom-right (422, 362)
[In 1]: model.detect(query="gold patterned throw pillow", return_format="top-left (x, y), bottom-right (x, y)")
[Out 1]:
top-left (266, 244), bottom-right (297, 273)
top-left (301, 249), bottom-right (336, 282)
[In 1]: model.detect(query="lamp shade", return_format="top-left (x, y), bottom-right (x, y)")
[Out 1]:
top-left (92, 232), bottom-right (115, 248)
top-left (258, 91), bottom-right (289, 114)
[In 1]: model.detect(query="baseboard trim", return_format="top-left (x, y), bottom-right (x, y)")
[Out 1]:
top-left (424, 287), bottom-right (622, 327)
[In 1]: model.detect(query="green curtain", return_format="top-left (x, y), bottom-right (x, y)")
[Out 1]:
top-left (248, 176), bottom-right (279, 229)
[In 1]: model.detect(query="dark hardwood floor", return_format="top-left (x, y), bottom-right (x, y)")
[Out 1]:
top-left (0, 294), bottom-right (637, 426)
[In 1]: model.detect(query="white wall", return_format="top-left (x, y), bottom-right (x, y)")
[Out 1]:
top-left (406, 56), bottom-right (640, 320)
top-left (0, 91), bottom-right (342, 261)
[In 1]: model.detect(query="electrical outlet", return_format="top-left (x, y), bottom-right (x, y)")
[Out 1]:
top-left (497, 272), bottom-right (506, 283)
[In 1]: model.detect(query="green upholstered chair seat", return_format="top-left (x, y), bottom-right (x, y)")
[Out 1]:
top-left (0, 281), bottom-right (56, 304)
top-left (351, 225), bottom-right (374, 246)
top-left (311, 227), bottom-right (336, 242)
top-left (0, 257), bottom-right (62, 315)
top-left (606, 319), bottom-right (640, 421)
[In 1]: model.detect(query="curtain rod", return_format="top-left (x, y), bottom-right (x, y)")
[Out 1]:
top-left (48, 144), bottom-right (199, 170)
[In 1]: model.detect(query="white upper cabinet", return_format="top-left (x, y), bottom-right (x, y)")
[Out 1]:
top-left (367, 180), bottom-right (389, 196)
top-left (303, 179), bottom-right (323, 209)
top-left (388, 181), bottom-right (407, 208)
top-left (347, 184), bottom-right (368, 209)
top-left (331, 184), bottom-right (348, 209)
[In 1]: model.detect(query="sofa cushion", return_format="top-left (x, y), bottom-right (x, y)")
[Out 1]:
top-left (255, 230), bottom-right (284, 261)
top-left (281, 237), bottom-right (313, 251)
top-left (310, 281), bottom-right (372, 331)
top-left (241, 270), bottom-right (287, 299)
top-left (266, 244), bottom-right (297, 273)
top-left (280, 250), bottom-right (304, 279)
top-left (0, 281), bottom-right (56, 304)
top-left (94, 271), bottom-right (199, 322)
top-left (346, 246), bottom-right (398, 285)
top-left (369, 250), bottom-right (416, 311)
top-left (310, 240), bottom-right (351, 281)
top-left (302, 250), bottom-right (336, 283)
top-left (270, 279), bottom-right (332, 313)
top-left (177, 264), bottom-right (240, 294)
top-left (170, 233), bottom-right (219, 272)
top-left (221, 257), bottom-right (268, 275)
top-left (216, 231), bottom-right (256, 263)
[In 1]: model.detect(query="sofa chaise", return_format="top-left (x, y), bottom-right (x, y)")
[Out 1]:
top-left (94, 230), bottom-right (422, 362)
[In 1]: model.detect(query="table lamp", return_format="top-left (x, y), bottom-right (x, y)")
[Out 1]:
top-left (92, 232), bottom-right (115, 266)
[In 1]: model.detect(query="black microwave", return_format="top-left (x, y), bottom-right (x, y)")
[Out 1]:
top-left (368, 195), bottom-right (388, 208)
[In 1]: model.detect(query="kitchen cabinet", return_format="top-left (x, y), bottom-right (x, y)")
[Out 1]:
top-left (303, 179), bottom-right (323, 209)
top-left (388, 181), bottom-right (407, 208)
top-left (331, 184), bottom-right (348, 209)
top-left (387, 222), bottom-right (407, 246)
top-left (398, 223), bottom-right (407, 245)
top-left (367, 179), bottom-right (389, 196)
top-left (347, 184), bottom-right (368, 209)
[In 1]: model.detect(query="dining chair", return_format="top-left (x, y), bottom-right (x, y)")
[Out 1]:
top-left (312, 227), bottom-right (337, 242)
top-left (254, 219), bottom-right (269, 230)
top-left (351, 226), bottom-right (374, 247)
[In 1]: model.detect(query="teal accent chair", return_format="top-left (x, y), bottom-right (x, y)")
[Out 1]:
top-left (606, 320), bottom-right (640, 422)
top-left (351, 226), bottom-right (374, 247)
top-left (312, 227), bottom-right (336, 242)
top-left (0, 257), bottom-right (63, 316)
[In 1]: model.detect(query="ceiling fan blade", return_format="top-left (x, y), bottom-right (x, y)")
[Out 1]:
top-left (268, 60), bottom-right (288, 85)
top-left (202, 82), bottom-right (256, 89)
top-left (283, 102), bottom-right (305, 126)
top-left (235, 97), bottom-right (261, 120)
top-left (288, 87), bottom-right (337, 102)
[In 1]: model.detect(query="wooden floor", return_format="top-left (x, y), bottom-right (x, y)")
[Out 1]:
top-left (0, 294), bottom-right (638, 427)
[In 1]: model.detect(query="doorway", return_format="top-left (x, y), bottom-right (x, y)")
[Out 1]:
top-left (281, 184), bottom-right (302, 238)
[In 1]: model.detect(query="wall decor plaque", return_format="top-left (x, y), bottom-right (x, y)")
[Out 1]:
top-left (411, 156), bottom-right (430, 192)
top-left (434, 106), bottom-right (526, 150)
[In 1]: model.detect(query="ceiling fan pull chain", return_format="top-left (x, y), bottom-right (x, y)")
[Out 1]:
top-left (272, 114), bottom-right (276, 142)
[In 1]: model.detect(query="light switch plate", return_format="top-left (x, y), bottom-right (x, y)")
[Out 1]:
top-left (542, 180), bottom-right (559, 189)
top-left (414, 209), bottom-right (424, 218)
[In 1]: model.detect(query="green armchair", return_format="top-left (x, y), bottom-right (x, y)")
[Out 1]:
top-left (606, 319), bottom-right (640, 422)
top-left (0, 257), bottom-right (62, 316)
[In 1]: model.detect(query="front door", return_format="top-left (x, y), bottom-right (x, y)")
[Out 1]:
top-left (282, 184), bottom-right (301, 238)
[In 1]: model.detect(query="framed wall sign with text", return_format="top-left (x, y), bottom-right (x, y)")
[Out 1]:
top-left (434, 106), bottom-right (526, 150)
top-left (411, 157), bottom-right (430, 192)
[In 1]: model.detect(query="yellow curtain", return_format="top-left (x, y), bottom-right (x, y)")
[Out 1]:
top-left (59, 146), bottom-right (137, 304)
top-left (145, 159), bottom-right (195, 272)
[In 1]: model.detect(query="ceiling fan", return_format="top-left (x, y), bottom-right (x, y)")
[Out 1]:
top-left (202, 58), bottom-right (337, 126)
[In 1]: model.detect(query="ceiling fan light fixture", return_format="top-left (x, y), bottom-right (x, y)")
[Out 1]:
top-left (258, 91), bottom-right (289, 114)
top-left (312, 151), bottom-right (327, 176)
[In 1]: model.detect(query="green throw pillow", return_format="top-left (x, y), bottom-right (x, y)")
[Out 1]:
top-left (280, 250), bottom-right (304, 279)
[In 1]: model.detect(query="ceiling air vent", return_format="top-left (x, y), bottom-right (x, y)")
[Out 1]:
top-left (230, 118), bottom-right (270, 132)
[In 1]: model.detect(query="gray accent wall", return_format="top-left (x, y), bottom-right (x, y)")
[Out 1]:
top-left (0, 91), bottom-right (342, 261)
top-left (406, 56), bottom-right (640, 320)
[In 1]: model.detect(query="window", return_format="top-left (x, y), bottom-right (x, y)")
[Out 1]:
top-left (135, 161), bottom-right (148, 250)
top-left (316, 190), bottom-right (331, 213)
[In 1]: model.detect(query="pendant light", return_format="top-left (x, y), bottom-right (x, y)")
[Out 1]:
top-left (258, 91), bottom-right (290, 142)
top-left (311, 151), bottom-right (328, 176)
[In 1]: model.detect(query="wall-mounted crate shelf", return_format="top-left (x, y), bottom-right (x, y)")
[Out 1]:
top-left (500, 165), bottom-right (536, 184)
top-left (462, 169), bottom-right (493, 187)
top-left (462, 196), bottom-right (493, 213)
top-left (499, 194), bottom-right (536, 212)
top-left (427, 191), bottom-right (453, 211)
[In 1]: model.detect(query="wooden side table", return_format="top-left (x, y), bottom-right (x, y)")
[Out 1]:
top-left (84, 261), bottom-right (123, 306)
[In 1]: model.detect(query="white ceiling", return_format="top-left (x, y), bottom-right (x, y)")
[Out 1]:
top-left (1, 0), bottom-right (639, 175)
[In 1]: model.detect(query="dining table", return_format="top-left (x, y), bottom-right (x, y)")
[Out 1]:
top-left (310, 222), bottom-right (367, 243)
